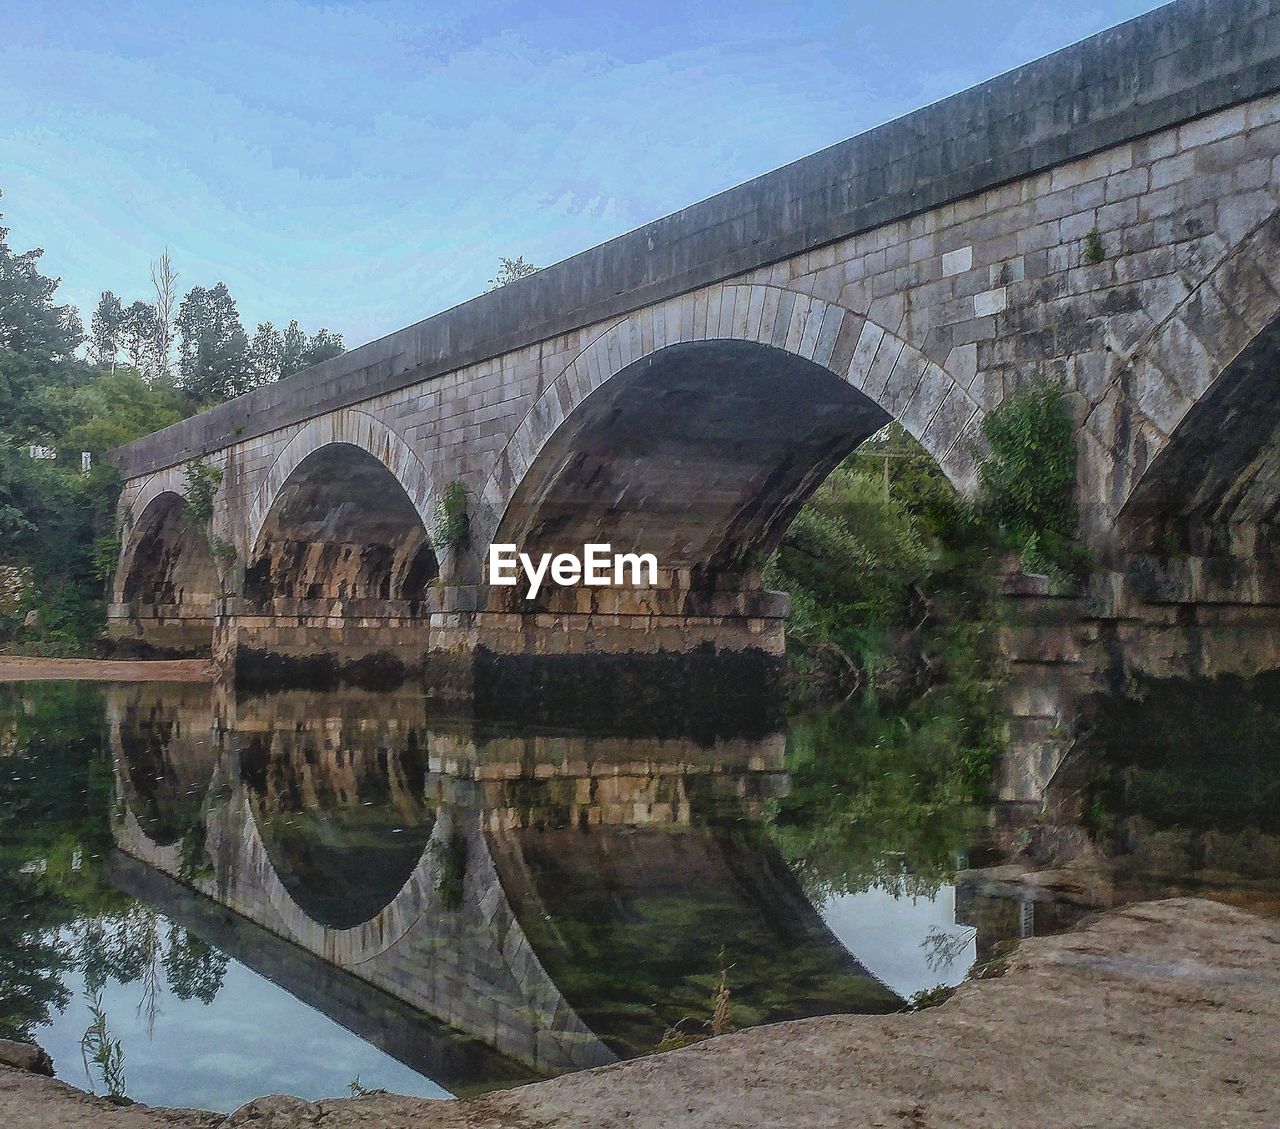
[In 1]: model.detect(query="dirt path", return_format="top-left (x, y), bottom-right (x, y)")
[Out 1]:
top-left (0, 657), bottom-right (212, 683)
top-left (1, 897), bottom-right (1277, 1128)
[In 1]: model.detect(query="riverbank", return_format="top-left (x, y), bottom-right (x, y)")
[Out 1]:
top-left (0, 657), bottom-right (211, 683)
top-left (1, 897), bottom-right (1275, 1128)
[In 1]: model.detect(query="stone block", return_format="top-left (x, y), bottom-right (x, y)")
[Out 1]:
top-left (974, 287), bottom-right (1007, 316)
top-left (942, 245), bottom-right (973, 276)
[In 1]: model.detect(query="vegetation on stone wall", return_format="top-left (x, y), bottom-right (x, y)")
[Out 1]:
top-left (433, 481), bottom-right (470, 553)
top-left (180, 458), bottom-right (238, 586)
top-left (488, 255), bottom-right (540, 290)
top-left (977, 377), bottom-right (1086, 589)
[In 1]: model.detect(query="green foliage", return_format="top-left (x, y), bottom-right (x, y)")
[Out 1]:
top-left (767, 425), bottom-right (991, 665)
top-left (0, 197), bottom-right (84, 443)
top-left (488, 255), bottom-right (540, 290)
top-left (181, 459), bottom-right (222, 528)
top-left (177, 820), bottom-right (213, 883)
top-left (769, 697), bottom-right (989, 902)
top-left (654, 961), bottom-right (734, 1052)
top-left (119, 300), bottom-right (158, 371)
top-left (90, 292), bottom-right (124, 364)
top-left (904, 983), bottom-right (957, 1011)
top-left (175, 282), bottom-right (252, 403)
top-left (0, 684), bottom-right (229, 1044)
top-left (0, 684), bottom-right (113, 1039)
top-left (0, 870), bottom-right (71, 1041)
top-left (765, 425), bottom-right (1002, 799)
top-left (1, 191), bottom-right (341, 652)
top-left (180, 462), bottom-right (239, 591)
top-left (977, 379), bottom-right (1085, 585)
top-left (162, 926), bottom-right (227, 1003)
top-left (208, 536), bottom-right (238, 576)
top-left (429, 833), bottom-right (468, 911)
top-left (92, 532), bottom-right (123, 583)
top-left (62, 369), bottom-right (184, 454)
top-left (249, 319), bottom-right (344, 385)
top-left (765, 465), bottom-right (932, 655)
top-left (1083, 228), bottom-right (1106, 266)
top-left (433, 481), bottom-right (470, 552)
top-left (0, 451), bottom-right (123, 649)
top-left (80, 987), bottom-right (127, 1099)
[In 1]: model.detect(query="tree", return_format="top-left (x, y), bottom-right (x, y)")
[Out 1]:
top-left (249, 321), bottom-right (283, 385)
top-left (0, 219), bottom-right (83, 360)
top-left (149, 249), bottom-right (177, 380)
top-left (175, 282), bottom-right (251, 403)
top-left (301, 327), bottom-right (343, 369)
top-left (89, 292), bottom-right (124, 367)
top-left (120, 301), bottom-right (158, 372)
top-left (0, 202), bottom-right (84, 440)
top-left (488, 255), bottom-right (539, 290)
top-left (62, 370), bottom-right (184, 454)
top-left (977, 379), bottom-right (1084, 583)
top-left (279, 319), bottom-right (307, 377)
top-left (162, 926), bottom-right (227, 1004)
top-left (250, 320), bottom-right (342, 384)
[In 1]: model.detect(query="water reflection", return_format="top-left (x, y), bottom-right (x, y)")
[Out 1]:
top-left (0, 682), bottom-right (472, 1110)
top-left (955, 672), bottom-right (1280, 954)
top-left (20, 669), bottom-right (1275, 1108)
top-left (234, 690), bottom-right (434, 929)
top-left (108, 687), bottom-right (916, 1074)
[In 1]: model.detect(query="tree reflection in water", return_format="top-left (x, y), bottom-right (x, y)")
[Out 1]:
top-left (0, 683), bottom-right (227, 1054)
top-left (769, 699), bottom-right (982, 903)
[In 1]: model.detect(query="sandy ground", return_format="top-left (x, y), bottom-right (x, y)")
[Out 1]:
top-left (0, 657), bottom-right (211, 683)
top-left (1, 897), bottom-right (1277, 1128)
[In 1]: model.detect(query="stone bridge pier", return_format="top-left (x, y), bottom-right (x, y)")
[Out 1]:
top-left (107, 0), bottom-right (1280, 760)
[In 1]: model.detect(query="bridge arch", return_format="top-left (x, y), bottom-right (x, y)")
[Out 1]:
top-left (115, 487), bottom-right (220, 639)
top-left (1099, 207), bottom-right (1280, 555)
top-left (247, 409), bottom-right (440, 555)
top-left (477, 283), bottom-right (979, 572)
top-left (244, 410), bottom-right (441, 606)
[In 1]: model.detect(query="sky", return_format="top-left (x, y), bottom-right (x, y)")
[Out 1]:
top-left (0, 0), bottom-right (1166, 349)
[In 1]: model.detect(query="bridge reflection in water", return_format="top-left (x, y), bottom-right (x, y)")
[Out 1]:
top-left (105, 685), bottom-right (903, 1089)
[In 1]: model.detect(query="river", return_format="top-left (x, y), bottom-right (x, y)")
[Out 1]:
top-left (1, 674), bottom-right (1276, 1113)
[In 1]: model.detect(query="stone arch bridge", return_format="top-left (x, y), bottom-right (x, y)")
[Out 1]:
top-left (110, 0), bottom-right (1280, 704)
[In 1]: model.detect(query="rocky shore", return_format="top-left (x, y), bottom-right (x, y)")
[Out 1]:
top-left (2, 898), bottom-right (1276, 1128)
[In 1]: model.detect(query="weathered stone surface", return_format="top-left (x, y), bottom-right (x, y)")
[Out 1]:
top-left (0, 1041), bottom-right (52, 1076)
top-left (221, 1096), bottom-right (323, 1127)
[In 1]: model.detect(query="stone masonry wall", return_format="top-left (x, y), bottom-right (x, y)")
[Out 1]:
top-left (113, 87), bottom-right (1280, 593)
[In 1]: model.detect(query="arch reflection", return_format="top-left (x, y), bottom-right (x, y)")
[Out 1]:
top-left (108, 686), bottom-right (906, 1078)
top-left (235, 690), bottom-right (434, 929)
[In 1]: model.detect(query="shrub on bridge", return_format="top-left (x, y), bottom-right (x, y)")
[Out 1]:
top-left (977, 379), bottom-right (1086, 587)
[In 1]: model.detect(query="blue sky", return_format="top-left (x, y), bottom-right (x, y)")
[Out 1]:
top-left (1, 0), bottom-right (1164, 347)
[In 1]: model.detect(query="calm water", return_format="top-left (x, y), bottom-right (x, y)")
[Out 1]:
top-left (2, 675), bottom-right (1278, 1112)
